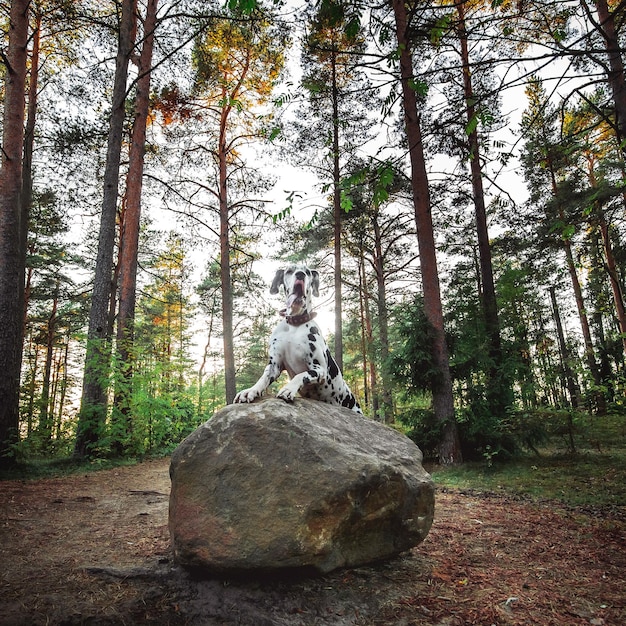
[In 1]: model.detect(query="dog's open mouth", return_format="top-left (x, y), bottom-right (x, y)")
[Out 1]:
top-left (286, 279), bottom-right (305, 310)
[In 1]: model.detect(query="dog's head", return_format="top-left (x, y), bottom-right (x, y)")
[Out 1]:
top-left (271, 265), bottom-right (319, 316)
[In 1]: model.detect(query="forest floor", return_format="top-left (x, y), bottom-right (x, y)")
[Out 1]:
top-left (1, 457), bottom-right (625, 626)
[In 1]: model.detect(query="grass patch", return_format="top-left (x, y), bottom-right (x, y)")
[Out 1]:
top-left (429, 411), bottom-right (626, 509)
top-left (0, 455), bottom-right (144, 481)
top-left (431, 450), bottom-right (626, 508)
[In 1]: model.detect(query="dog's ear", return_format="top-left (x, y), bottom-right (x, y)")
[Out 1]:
top-left (311, 270), bottom-right (320, 297)
top-left (270, 269), bottom-right (284, 294)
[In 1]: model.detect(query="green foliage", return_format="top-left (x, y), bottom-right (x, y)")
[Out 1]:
top-left (396, 405), bottom-right (445, 460)
top-left (429, 13), bottom-right (453, 47)
top-left (387, 296), bottom-right (441, 395)
top-left (192, 7), bottom-right (287, 111)
top-left (314, 0), bottom-right (362, 42)
top-left (226, 0), bottom-right (257, 13)
top-left (131, 390), bottom-right (201, 453)
top-left (372, 163), bottom-right (395, 207)
top-left (465, 113), bottom-right (479, 137)
top-left (391, 284), bottom-right (533, 461)
top-left (0, 455), bottom-right (141, 482)
top-left (455, 402), bottom-right (518, 462)
top-left (389, 297), bottom-right (512, 460)
top-left (432, 412), bottom-right (626, 508)
top-left (407, 78), bottom-right (429, 99)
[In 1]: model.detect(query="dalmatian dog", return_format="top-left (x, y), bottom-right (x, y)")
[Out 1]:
top-left (234, 265), bottom-right (362, 413)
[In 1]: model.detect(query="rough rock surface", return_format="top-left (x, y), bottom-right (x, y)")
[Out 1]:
top-left (169, 398), bottom-right (435, 575)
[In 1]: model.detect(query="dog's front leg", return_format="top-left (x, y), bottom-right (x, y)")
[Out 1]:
top-left (277, 365), bottom-right (324, 403)
top-left (234, 359), bottom-right (281, 404)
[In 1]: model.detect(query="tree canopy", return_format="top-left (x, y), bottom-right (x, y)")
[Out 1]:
top-left (2, 0), bottom-right (626, 466)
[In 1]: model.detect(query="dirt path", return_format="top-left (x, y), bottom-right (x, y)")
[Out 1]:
top-left (1, 458), bottom-right (624, 625)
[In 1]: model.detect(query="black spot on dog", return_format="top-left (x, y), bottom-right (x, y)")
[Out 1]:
top-left (326, 350), bottom-right (339, 378)
top-left (308, 333), bottom-right (317, 342)
top-left (342, 395), bottom-right (356, 408)
top-left (309, 343), bottom-right (316, 353)
top-left (307, 369), bottom-right (317, 379)
top-left (310, 326), bottom-right (319, 335)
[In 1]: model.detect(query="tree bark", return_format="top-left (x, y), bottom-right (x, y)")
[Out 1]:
top-left (549, 286), bottom-right (580, 409)
top-left (219, 96), bottom-right (237, 405)
top-left (357, 253), bottom-right (369, 408)
top-left (198, 300), bottom-right (216, 416)
top-left (75, 0), bottom-right (138, 458)
top-left (593, 0), bottom-right (626, 152)
top-left (331, 48), bottom-right (344, 370)
top-left (597, 213), bottom-right (626, 354)
top-left (585, 164), bottom-right (626, 356)
top-left (0, 0), bottom-right (29, 467)
top-left (359, 251), bottom-right (378, 416)
top-left (563, 236), bottom-right (605, 411)
top-left (372, 214), bottom-right (393, 422)
top-left (548, 157), bottom-right (605, 412)
top-left (20, 10), bottom-right (40, 343)
top-left (114, 0), bottom-right (158, 450)
top-left (38, 279), bottom-right (59, 447)
top-left (391, 0), bottom-right (462, 464)
top-left (457, 1), bottom-right (508, 417)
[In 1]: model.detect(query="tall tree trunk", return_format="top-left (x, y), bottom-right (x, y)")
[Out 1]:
top-left (0, 0), bottom-right (29, 468)
top-left (391, 0), bottom-right (462, 464)
top-left (21, 10), bottom-right (40, 338)
top-left (198, 300), bottom-right (216, 416)
top-left (114, 0), bottom-right (158, 451)
top-left (457, 1), bottom-right (508, 417)
top-left (589, 231), bottom-right (615, 400)
top-left (357, 253), bottom-right (370, 410)
top-left (512, 300), bottom-right (537, 409)
top-left (372, 214), bottom-right (393, 422)
top-left (58, 333), bottom-right (71, 429)
top-left (596, 212), bottom-right (626, 355)
top-left (549, 286), bottom-right (580, 409)
top-left (585, 153), bottom-right (626, 357)
top-left (26, 344), bottom-right (39, 437)
top-left (562, 238), bottom-right (605, 412)
top-left (75, 0), bottom-right (138, 458)
top-left (359, 252), bottom-right (379, 416)
top-left (545, 152), bottom-right (605, 411)
top-left (219, 98), bottom-right (236, 404)
top-left (331, 48), bottom-right (344, 370)
top-left (38, 280), bottom-right (59, 447)
top-left (593, 0), bottom-right (626, 153)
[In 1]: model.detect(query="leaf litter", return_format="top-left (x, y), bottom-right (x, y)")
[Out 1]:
top-left (0, 458), bottom-right (624, 625)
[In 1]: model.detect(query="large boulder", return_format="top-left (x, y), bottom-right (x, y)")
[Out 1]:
top-left (169, 398), bottom-right (435, 575)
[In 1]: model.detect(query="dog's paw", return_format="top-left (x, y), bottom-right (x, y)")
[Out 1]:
top-left (234, 388), bottom-right (260, 404)
top-left (276, 386), bottom-right (297, 403)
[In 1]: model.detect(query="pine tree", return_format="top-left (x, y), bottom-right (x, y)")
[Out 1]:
top-left (191, 5), bottom-right (287, 403)
top-left (74, 0), bottom-right (138, 458)
top-left (521, 77), bottom-right (606, 411)
top-left (113, 0), bottom-right (159, 454)
top-left (0, 0), bottom-right (30, 467)
top-left (454, 0), bottom-right (510, 417)
top-left (297, 0), bottom-right (372, 370)
top-left (390, 0), bottom-right (462, 464)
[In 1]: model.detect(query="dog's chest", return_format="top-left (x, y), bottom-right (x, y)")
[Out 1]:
top-left (271, 321), bottom-right (325, 377)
